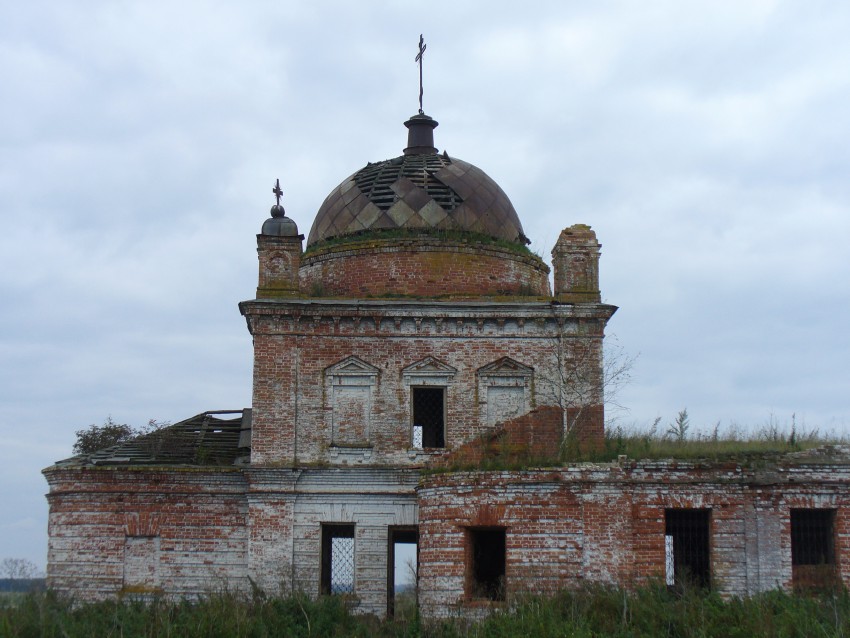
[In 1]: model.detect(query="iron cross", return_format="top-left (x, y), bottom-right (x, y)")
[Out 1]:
top-left (272, 178), bottom-right (283, 205)
top-left (415, 34), bottom-right (426, 114)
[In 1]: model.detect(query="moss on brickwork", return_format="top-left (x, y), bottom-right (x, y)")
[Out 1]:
top-left (256, 288), bottom-right (302, 299)
top-left (303, 227), bottom-right (534, 258)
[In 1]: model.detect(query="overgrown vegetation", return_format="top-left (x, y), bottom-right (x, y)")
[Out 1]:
top-left (73, 418), bottom-right (170, 455)
top-left (303, 227), bottom-right (536, 259)
top-left (3, 584), bottom-right (850, 637)
top-left (429, 412), bottom-right (849, 474)
top-left (590, 412), bottom-right (847, 464)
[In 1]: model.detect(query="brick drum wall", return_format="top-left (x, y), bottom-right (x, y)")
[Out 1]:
top-left (299, 239), bottom-right (551, 298)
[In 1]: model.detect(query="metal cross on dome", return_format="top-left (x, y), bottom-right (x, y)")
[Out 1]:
top-left (415, 34), bottom-right (426, 114)
top-left (272, 178), bottom-right (283, 205)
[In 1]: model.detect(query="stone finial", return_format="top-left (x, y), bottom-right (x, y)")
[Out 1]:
top-left (551, 224), bottom-right (601, 303)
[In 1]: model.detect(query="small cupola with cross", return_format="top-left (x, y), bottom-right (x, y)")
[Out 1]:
top-left (256, 179), bottom-right (304, 298)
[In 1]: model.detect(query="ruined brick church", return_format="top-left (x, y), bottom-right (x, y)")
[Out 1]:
top-left (45, 110), bottom-right (850, 618)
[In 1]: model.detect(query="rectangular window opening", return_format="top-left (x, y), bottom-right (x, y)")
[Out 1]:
top-left (665, 509), bottom-right (711, 590)
top-left (387, 527), bottom-right (418, 619)
top-left (468, 528), bottom-right (506, 601)
top-left (412, 387), bottom-right (445, 448)
top-left (791, 508), bottom-right (837, 589)
top-left (321, 524), bottom-right (355, 595)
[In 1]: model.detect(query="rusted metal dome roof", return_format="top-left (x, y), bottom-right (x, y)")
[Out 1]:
top-left (306, 115), bottom-right (528, 248)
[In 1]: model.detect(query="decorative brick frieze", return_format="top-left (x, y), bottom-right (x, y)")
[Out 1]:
top-left (241, 299), bottom-right (616, 338)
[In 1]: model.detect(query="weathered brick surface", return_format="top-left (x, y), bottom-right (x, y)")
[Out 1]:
top-left (242, 300), bottom-right (612, 466)
top-left (52, 221), bottom-right (850, 620)
top-left (256, 234), bottom-right (302, 298)
top-left (44, 456), bottom-right (850, 615)
top-left (44, 468), bottom-right (249, 600)
top-left (435, 406), bottom-right (565, 467)
top-left (246, 467), bottom-right (419, 616)
top-left (417, 462), bottom-right (850, 618)
top-left (551, 225), bottom-right (602, 303)
top-left (299, 238), bottom-right (550, 298)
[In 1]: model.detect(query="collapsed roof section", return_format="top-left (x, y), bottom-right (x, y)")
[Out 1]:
top-left (53, 410), bottom-right (251, 468)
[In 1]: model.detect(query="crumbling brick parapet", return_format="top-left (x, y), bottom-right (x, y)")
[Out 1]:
top-left (551, 224), bottom-right (601, 303)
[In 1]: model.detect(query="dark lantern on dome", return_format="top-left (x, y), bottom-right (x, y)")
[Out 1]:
top-left (403, 113), bottom-right (438, 155)
top-left (306, 114), bottom-right (529, 247)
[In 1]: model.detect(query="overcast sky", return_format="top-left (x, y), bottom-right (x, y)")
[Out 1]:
top-left (2, 1), bottom-right (849, 570)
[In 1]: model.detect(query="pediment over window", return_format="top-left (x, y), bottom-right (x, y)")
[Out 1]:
top-left (325, 356), bottom-right (380, 379)
top-left (477, 357), bottom-right (533, 427)
top-left (402, 357), bottom-right (458, 379)
top-left (324, 356), bottom-right (377, 446)
top-left (477, 357), bottom-right (533, 378)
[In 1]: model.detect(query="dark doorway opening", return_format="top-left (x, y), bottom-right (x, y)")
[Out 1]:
top-left (468, 528), bottom-right (506, 601)
top-left (387, 526), bottom-right (418, 618)
top-left (665, 509), bottom-right (711, 589)
top-left (321, 524), bottom-right (355, 595)
top-left (791, 508), bottom-right (837, 589)
top-left (412, 387), bottom-right (445, 448)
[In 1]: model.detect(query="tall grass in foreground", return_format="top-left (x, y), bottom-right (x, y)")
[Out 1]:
top-left (2, 584), bottom-right (849, 637)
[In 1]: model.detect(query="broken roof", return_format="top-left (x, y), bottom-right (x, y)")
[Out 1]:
top-left (53, 410), bottom-right (251, 468)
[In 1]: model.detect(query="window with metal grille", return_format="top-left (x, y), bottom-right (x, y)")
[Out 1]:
top-left (468, 528), bottom-right (506, 601)
top-left (791, 509), bottom-right (837, 589)
top-left (665, 509), bottom-right (711, 589)
top-left (321, 524), bottom-right (355, 595)
top-left (412, 387), bottom-right (445, 448)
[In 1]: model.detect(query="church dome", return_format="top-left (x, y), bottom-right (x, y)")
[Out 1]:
top-left (306, 115), bottom-right (528, 248)
top-left (299, 114), bottom-right (549, 299)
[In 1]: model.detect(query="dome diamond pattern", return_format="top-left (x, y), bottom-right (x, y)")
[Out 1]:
top-left (307, 154), bottom-right (526, 247)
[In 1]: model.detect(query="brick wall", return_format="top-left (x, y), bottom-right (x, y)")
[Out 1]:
top-left (256, 234), bottom-right (302, 298)
top-left (434, 406), bottom-right (565, 467)
top-left (551, 225), bottom-right (601, 303)
top-left (44, 457), bottom-right (850, 615)
top-left (44, 467), bottom-right (248, 600)
top-left (299, 238), bottom-right (550, 298)
top-left (242, 300), bottom-right (613, 466)
top-left (417, 462), bottom-right (850, 618)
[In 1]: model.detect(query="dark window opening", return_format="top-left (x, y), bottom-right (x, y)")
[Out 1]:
top-left (468, 528), bottom-right (506, 601)
top-left (413, 387), bottom-right (445, 448)
top-left (665, 509), bottom-right (711, 589)
top-left (387, 527), bottom-right (418, 618)
top-left (321, 524), bottom-right (355, 595)
top-left (792, 509), bottom-right (837, 589)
